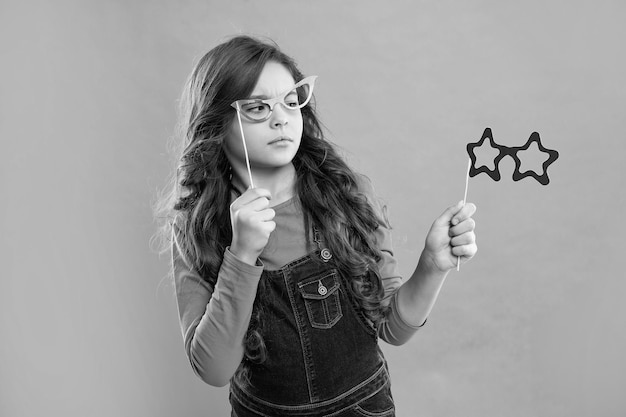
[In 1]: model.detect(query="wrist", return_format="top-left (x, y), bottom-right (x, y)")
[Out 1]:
top-left (229, 244), bottom-right (260, 266)
top-left (417, 250), bottom-right (449, 278)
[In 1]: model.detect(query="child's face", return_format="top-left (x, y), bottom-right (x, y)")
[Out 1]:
top-left (224, 61), bottom-right (304, 176)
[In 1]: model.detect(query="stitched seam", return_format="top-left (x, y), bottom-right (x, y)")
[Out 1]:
top-left (283, 267), bottom-right (318, 402)
top-left (235, 363), bottom-right (388, 411)
top-left (300, 275), bottom-right (343, 329)
top-left (353, 405), bottom-right (395, 417)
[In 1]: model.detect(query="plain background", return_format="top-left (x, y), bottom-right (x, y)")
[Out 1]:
top-left (1, 1), bottom-right (624, 416)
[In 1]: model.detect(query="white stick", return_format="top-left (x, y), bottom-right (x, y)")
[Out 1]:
top-left (457, 157), bottom-right (471, 272)
top-left (235, 103), bottom-right (254, 189)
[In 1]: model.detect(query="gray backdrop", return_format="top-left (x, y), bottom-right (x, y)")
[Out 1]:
top-left (1, 1), bottom-right (624, 416)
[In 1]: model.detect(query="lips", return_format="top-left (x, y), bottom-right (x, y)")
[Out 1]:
top-left (268, 136), bottom-right (293, 144)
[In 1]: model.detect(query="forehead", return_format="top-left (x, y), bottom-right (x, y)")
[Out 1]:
top-left (250, 61), bottom-right (296, 97)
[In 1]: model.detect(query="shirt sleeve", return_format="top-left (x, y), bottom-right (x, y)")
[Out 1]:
top-left (172, 230), bottom-right (264, 386)
top-left (355, 175), bottom-right (427, 345)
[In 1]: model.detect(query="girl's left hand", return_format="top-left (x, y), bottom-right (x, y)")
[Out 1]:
top-left (423, 201), bottom-right (478, 272)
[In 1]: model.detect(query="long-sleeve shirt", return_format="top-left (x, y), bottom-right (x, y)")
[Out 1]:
top-left (172, 178), bottom-right (424, 386)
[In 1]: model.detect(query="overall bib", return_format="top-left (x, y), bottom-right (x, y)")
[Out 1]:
top-left (229, 236), bottom-right (395, 417)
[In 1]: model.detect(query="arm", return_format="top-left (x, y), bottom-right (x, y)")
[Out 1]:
top-left (355, 176), bottom-right (477, 345)
top-left (372, 224), bottom-right (428, 346)
top-left (395, 200), bottom-right (478, 330)
top-left (352, 175), bottom-right (425, 345)
top-left (173, 234), bottom-right (263, 387)
top-left (173, 188), bottom-right (275, 386)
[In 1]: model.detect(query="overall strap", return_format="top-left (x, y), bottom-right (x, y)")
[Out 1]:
top-left (312, 227), bottom-right (333, 263)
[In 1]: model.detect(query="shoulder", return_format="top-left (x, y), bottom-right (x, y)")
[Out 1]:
top-left (354, 173), bottom-right (376, 198)
top-left (171, 215), bottom-right (192, 269)
top-left (353, 173), bottom-right (390, 227)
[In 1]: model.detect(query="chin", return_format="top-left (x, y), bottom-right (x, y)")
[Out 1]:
top-left (258, 156), bottom-right (297, 169)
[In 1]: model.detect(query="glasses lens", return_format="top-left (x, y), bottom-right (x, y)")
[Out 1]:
top-left (294, 81), bottom-right (313, 108)
top-left (281, 82), bottom-right (312, 111)
top-left (240, 102), bottom-right (271, 121)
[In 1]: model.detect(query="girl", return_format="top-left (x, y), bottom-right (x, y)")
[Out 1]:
top-left (157, 35), bottom-right (477, 416)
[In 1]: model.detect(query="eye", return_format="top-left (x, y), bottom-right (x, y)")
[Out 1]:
top-left (284, 92), bottom-right (299, 108)
top-left (242, 102), bottom-right (268, 114)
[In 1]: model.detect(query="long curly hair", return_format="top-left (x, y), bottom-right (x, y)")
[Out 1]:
top-left (155, 35), bottom-right (389, 365)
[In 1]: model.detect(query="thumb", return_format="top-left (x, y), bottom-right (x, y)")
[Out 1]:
top-left (434, 200), bottom-right (464, 227)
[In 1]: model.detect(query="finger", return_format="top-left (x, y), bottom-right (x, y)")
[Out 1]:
top-left (231, 199), bottom-right (270, 222)
top-left (244, 196), bottom-right (272, 213)
top-left (451, 231), bottom-right (476, 247)
top-left (260, 220), bottom-right (276, 234)
top-left (449, 218), bottom-right (476, 237)
top-left (253, 208), bottom-right (276, 222)
top-left (451, 242), bottom-right (478, 258)
top-left (231, 187), bottom-right (273, 208)
top-left (451, 203), bottom-right (477, 226)
top-left (434, 200), bottom-right (464, 227)
top-left (232, 194), bottom-right (272, 215)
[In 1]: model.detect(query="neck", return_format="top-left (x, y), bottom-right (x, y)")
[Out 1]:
top-left (231, 163), bottom-right (297, 206)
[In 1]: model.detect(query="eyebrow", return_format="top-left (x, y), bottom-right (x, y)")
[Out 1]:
top-left (247, 86), bottom-right (298, 100)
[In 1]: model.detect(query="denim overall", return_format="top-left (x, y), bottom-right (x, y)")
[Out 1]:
top-left (229, 232), bottom-right (395, 417)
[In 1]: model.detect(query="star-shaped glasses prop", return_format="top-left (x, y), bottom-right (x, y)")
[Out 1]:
top-left (455, 128), bottom-right (559, 272)
top-left (466, 128), bottom-right (559, 185)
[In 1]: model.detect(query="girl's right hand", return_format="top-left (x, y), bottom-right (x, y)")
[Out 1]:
top-left (229, 188), bottom-right (276, 265)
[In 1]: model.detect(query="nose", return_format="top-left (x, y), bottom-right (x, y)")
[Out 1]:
top-left (270, 103), bottom-right (289, 128)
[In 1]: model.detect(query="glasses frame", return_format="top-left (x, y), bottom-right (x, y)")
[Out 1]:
top-left (230, 75), bottom-right (318, 123)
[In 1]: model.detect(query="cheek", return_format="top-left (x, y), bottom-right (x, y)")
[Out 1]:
top-left (224, 119), bottom-right (245, 156)
top-left (293, 113), bottom-right (304, 138)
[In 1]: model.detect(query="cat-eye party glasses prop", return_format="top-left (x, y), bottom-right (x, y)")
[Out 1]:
top-left (231, 76), bottom-right (317, 123)
top-left (231, 76), bottom-right (318, 188)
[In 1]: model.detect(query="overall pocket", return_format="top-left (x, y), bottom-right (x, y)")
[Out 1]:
top-left (352, 382), bottom-right (395, 417)
top-left (297, 272), bottom-right (343, 329)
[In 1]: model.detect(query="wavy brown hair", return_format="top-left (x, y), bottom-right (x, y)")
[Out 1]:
top-left (154, 35), bottom-right (389, 365)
